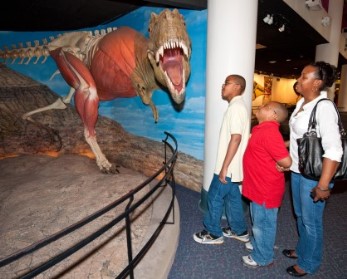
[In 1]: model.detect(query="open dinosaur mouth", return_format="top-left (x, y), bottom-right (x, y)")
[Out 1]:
top-left (156, 40), bottom-right (189, 97)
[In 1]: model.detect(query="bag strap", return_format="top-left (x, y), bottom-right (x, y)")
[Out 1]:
top-left (307, 98), bottom-right (345, 136)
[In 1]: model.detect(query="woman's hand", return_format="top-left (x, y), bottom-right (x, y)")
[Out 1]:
top-left (310, 158), bottom-right (338, 202)
top-left (310, 186), bottom-right (331, 202)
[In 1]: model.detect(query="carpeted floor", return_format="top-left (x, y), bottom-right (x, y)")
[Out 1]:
top-left (168, 179), bottom-right (347, 279)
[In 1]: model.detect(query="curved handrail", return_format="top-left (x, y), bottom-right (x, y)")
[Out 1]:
top-left (0, 131), bottom-right (178, 279)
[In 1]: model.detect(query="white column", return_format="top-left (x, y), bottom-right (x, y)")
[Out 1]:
top-left (315, 0), bottom-right (344, 99)
top-left (338, 64), bottom-right (347, 111)
top-left (200, 0), bottom-right (258, 210)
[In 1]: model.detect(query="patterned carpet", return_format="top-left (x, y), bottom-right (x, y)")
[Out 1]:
top-left (168, 179), bottom-right (347, 279)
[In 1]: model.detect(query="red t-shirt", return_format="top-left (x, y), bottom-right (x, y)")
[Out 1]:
top-left (242, 121), bottom-right (289, 208)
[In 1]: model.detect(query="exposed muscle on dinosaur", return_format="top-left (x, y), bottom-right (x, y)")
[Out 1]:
top-left (3, 9), bottom-right (191, 173)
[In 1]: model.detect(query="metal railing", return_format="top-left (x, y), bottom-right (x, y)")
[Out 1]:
top-left (0, 131), bottom-right (178, 279)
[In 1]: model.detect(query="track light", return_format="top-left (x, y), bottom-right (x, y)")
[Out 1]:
top-left (305, 0), bottom-right (322, 11)
top-left (278, 24), bottom-right (285, 32)
top-left (263, 14), bottom-right (273, 25)
top-left (263, 14), bottom-right (270, 23)
top-left (263, 13), bottom-right (289, 33)
top-left (321, 16), bottom-right (330, 27)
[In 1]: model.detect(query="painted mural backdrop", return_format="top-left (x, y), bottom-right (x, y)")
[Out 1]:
top-left (0, 7), bottom-right (207, 160)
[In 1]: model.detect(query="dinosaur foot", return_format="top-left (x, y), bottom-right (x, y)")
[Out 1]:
top-left (97, 157), bottom-right (120, 174)
top-left (100, 164), bottom-right (120, 174)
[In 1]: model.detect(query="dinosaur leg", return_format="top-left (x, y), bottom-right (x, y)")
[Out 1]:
top-left (49, 69), bottom-right (61, 81)
top-left (50, 48), bottom-right (117, 174)
top-left (22, 72), bottom-right (78, 121)
top-left (63, 87), bottom-right (75, 103)
top-left (22, 86), bottom-right (76, 121)
top-left (75, 86), bottom-right (116, 174)
top-left (22, 98), bottom-right (68, 120)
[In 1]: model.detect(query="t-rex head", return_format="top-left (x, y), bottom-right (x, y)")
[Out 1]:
top-left (147, 9), bottom-right (191, 105)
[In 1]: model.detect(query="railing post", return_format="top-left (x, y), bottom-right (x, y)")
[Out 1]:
top-left (125, 195), bottom-right (135, 279)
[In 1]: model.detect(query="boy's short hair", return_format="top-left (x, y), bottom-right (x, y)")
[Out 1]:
top-left (273, 102), bottom-right (288, 123)
top-left (227, 74), bottom-right (246, 93)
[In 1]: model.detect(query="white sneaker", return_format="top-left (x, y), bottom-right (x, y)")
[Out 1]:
top-left (222, 227), bottom-right (249, 242)
top-left (245, 241), bottom-right (253, 251)
top-left (242, 255), bottom-right (274, 269)
top-left (242, 255), bottom-right (259, 268)
top-left (244, 241), bottom-right (276, 252)
top-left (193, 230), bottom-right (224, 244)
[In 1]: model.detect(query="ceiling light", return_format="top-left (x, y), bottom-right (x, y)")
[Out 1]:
top-left (321, 16), bottom-right (330, 27)
top-left (305, 0), bottom-right (322, 11)
top-left (278, 24), bottom-right (285, 32)
top-left (269, 60), bottom-right (277, 64)
top-left (263, 14), bottom-right (273, 25)
top-left (267, 15), bottom-right (273, 25)
top-left (263, 14), bottom-right (270, 23)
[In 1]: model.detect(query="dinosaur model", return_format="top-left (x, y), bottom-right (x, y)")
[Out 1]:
top-left (1, 9), bottom-right (191, 173)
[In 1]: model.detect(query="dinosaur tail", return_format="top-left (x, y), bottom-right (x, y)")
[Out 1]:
top-left (0, 37), bottom-right (53, 65)
top-left (0, 27), bottom-right (117, 65)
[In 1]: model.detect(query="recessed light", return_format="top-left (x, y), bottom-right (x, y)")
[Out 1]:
top-left (269, 60), bottom-right (277, 64)
top-left (286, 59), bottom-right (292, 62)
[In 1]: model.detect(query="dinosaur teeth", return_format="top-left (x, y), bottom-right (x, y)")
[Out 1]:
top-left (156, 46), bottom-right (164, 63)
top-left (181, 43), bottom-right (189, 58)
top-left (155, 40), bottom-right (190, 63)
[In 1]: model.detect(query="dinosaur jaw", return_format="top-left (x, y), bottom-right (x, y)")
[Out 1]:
top-left (163, 65), bottom-right (186, 104)
top-left (156, 40), bottom-right (190, 104)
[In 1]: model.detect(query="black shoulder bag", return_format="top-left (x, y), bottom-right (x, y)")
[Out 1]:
top-left (297, 98), bottom-right (347, 181)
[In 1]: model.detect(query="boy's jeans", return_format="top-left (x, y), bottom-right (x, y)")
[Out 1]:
top-left (250, 202), bottom-right (278, 266)
top-left (203, 174), bottom-right (247, 237)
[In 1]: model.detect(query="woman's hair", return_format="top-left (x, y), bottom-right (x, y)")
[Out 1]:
top-left (310, 61), bottom-right (338, 90)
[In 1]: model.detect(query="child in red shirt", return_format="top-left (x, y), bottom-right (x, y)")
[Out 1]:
top-left (242, 101), bottom-right (292, 268)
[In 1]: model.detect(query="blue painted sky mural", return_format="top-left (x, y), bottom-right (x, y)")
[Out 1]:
top-left (0, 7), bottom-right (207, 160)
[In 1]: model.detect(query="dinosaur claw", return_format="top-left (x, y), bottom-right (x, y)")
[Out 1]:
top-left (22, 115), bottom-right (35, 123)
top-left (100, 164), bottom-right (120, 174)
